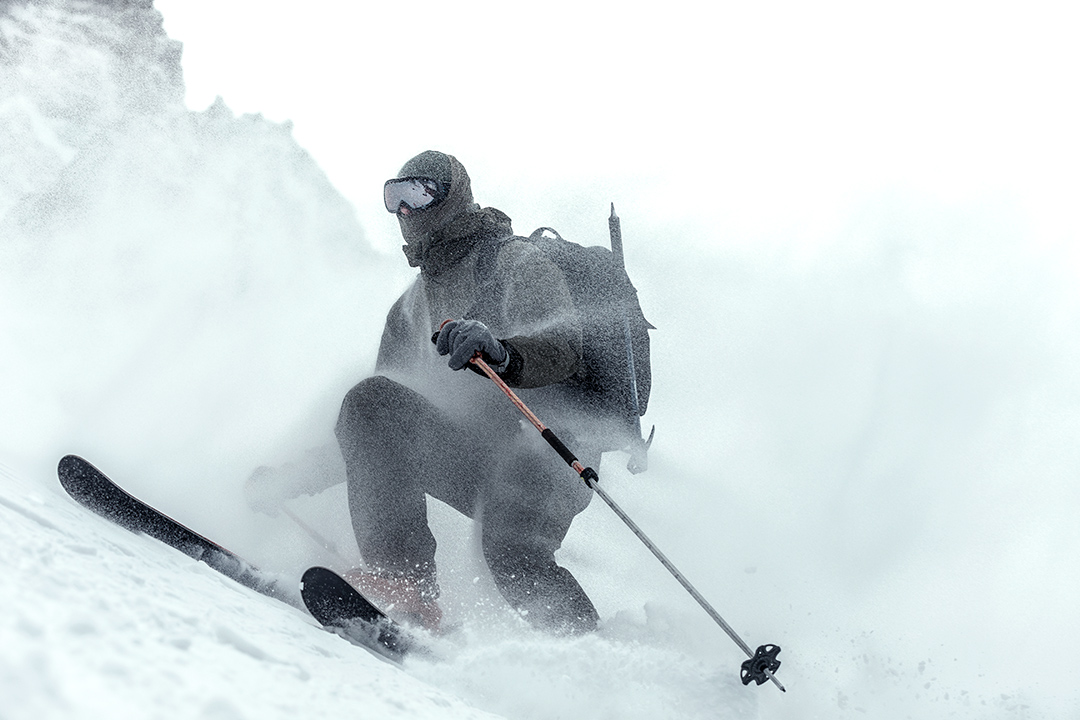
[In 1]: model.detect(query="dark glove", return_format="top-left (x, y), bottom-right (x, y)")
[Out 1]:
top-left (435, 319), bottom-right (509, 372)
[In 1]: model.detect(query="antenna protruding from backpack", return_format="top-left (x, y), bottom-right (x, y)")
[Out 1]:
top-left (609, 203), bottom-right (625, 270)
top-left (608, 203), bottom-right (653, 474)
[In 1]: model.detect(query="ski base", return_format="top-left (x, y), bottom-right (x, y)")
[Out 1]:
top-left (300, 566), bottom-right (418, 663)
top-left (57, 455), bottom-right (417, 662)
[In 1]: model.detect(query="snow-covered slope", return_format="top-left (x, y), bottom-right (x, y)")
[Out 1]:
top-left (0, 466), bottom-right (506, 720)
top-left (2, 459), bottom-right (759, 720)
top-left (3, 1), bottom-right (1080, 719)
top-left (0, 3), bottom-right (756, 718)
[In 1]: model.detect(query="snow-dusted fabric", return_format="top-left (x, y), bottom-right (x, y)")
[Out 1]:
top-left (378, 218), bottom-right (582, 393)
top-left (398, 153), bottom-right (481, 270)
top-left (336, 375), bottom-right (599, 634)
top-left (336, 153), bottom-right (604, 633)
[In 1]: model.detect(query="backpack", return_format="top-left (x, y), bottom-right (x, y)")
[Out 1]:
top-left (473, 225), bottom-right (654, 457)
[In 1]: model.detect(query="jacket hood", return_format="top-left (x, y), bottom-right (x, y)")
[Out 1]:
top-left (397, 152), bottom-right (512, 276)
top-left (398, 152), bottom-right (475, 259)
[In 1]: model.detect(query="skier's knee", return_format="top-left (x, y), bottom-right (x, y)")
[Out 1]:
top-left (336, 375), bottom-right (401, 442)
top-left (340, 376), bottom-right (399, 416)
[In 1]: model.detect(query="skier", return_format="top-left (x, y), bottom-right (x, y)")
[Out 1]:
top-left (335, 151), bottom-right (605, 634)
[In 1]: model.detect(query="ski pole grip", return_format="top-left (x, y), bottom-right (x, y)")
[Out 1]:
top-left (541, 428), bottom-right (577, 467)
top-left (431, 318), bottom-right (455, 346)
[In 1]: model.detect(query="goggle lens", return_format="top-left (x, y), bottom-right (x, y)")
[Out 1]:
top-left (384, 178), bottom-right (444, 213)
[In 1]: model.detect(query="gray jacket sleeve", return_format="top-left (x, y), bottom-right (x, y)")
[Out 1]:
top-left (495, 241), bottom-right (582, 388)
top-left (374, 283), bottom-right (424, 377)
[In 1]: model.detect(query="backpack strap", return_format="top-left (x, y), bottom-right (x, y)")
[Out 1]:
top-left (473, 233), bottom-right (516, 286)
top-left (529, 227), bottom-right (565, 243)
top-left (466, 233), bottom-right (516, 326)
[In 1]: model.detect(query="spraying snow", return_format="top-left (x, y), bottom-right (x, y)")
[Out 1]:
top-left (3, 2), bottom-right (1079, 719)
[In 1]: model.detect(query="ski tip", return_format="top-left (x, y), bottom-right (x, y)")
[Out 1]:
top-left (57, 454), bottom-right (86, 480)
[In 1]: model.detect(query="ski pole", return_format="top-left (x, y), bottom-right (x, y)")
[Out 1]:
top-left (278, 503), bottom-right (351, 565)
top-left (468, 353), bottom-right (786, 692)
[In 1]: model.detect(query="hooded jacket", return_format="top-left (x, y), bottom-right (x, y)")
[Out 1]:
top-left (375, 153), bottom-right (582, 401)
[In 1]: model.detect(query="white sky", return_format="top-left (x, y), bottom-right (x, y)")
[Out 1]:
top-left (156, 0), bottom-right (1080, 260)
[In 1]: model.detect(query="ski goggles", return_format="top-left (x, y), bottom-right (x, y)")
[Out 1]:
top-left (383, 177), bottom-right (447, 213)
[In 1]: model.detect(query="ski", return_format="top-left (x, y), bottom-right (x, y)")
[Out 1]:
top-left (300, 566), bottom-right (417, 663)
top-left (56, 454), bottom-right (416, 663)
top-left (57, 454), bottom-right (300, 606)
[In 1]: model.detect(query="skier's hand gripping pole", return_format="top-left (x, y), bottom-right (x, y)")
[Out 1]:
top-left (444, 322), bottom-right (785, 692)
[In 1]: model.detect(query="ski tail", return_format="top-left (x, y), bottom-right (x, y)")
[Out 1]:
top-left (300, 566), bottom-right (417, 663)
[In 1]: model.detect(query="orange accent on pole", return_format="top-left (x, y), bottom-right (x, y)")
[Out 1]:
top-left (469, 355), bottom-right (547, 433)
